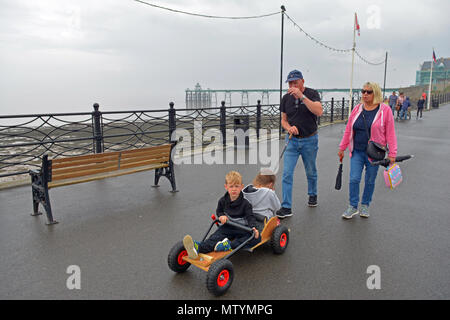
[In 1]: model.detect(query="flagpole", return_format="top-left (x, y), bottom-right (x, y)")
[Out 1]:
top-left (427, 49), bottom-right (434, 110)
top-left (383, 51), bottom-right (388, 99)
top-left (349, 12), bottom-right (356, 119)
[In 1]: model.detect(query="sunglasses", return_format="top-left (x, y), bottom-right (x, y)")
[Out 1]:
top-left (361, 90), bottom-right (373, 94)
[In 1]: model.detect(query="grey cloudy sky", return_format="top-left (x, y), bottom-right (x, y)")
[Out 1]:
top-left (0, 0), bottom-right (449, 114)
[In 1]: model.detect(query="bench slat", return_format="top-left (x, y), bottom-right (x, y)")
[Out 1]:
top-left (119, 144), bottom-right (171, 156)
top-left (120, 149), bottom-right (171, 161)
top-left (48, 163), bottom-right (168, 189)
top-left (52, 159), bottom-right (119, 175)
top-left (119, 153), bottom-right (169, 165)
top-left (52, 153), bottom-right (119, 165)
top-left (51, 144), bottom-right (171, 165)
top-left (119, 157), bottom-right (170, 170)
top-left (51, 164), bottom-right (120, 182)
top-left (52, 155), bottom-right (119, 169)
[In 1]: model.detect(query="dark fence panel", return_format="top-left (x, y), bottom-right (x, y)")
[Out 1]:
top-left (6, 94), bottom-right (449, 183)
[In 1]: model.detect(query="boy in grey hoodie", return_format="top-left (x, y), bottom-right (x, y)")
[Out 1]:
top-left (243, 169), bottom-right (281, 227)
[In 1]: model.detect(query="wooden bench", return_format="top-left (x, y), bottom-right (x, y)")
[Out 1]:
top-left (29, 143), bottom-right (177, 225)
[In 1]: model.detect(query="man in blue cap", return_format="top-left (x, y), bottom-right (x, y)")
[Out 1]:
top-left (276, 69), bottom-right (323, 218)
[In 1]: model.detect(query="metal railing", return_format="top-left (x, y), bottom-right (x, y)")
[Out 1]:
top-left (2, 93), bottom-right (448, 182)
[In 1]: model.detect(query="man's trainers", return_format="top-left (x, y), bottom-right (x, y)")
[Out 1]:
top-left (342, 206), bottom-right (359, 219)
top-left (308, 195), bottom-right (318, 207)
top-left (214, 238), bottom-right (232, 252)
top-left (183, 234), bottom-right (199, 259)
top-left (276, 207), bottom-right (293, 219)
top-left (359, 204), bottom-right (370, 218)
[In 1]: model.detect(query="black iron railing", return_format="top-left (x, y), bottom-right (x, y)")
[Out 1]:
top-left (2, 93), bottom-right (448, 182)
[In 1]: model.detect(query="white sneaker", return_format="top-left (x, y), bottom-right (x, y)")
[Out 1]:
top-left (183, 235), bottom-right (198, 259)
top-left (342, 206), bottom-right (359, 219)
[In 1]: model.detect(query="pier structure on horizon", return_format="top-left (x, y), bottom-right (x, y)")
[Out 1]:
top-left (185, 83), bottom-right (400, 108)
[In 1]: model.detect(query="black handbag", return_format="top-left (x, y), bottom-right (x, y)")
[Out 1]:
top-left (361, 110), bottom-right (388, 161)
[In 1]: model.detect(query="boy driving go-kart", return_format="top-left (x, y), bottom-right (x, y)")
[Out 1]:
top-left (168, 170), bottom-right (289, 296)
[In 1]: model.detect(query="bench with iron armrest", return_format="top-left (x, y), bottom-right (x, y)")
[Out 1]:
top-left (30, 143), bottom-right (177, 225)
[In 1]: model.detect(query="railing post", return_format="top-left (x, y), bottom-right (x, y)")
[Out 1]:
top-left (168, 102), bottom-right (176, 143)
top-left (330, 98), bottom-right (334, 123)
top-left (256, 100), bottom-right (261, 139)
top-left (342, 97), bottom-right (346, 120)
top-left (92, 103), bottom-right (103, 153)
top-left (220, 101), bottom-right (226, 147)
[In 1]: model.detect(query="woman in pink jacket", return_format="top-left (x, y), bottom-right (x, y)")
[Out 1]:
top-left (338, 82), bottom-right (397, 219)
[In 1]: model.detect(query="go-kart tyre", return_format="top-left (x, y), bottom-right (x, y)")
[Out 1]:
top-left (271, 225), bottom-right (289, 254)
top-left (206, 259), bottom-right (234, 296)
top-left (168, 241), bottom-right (191, 273)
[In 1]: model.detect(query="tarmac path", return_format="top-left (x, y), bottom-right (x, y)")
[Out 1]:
top-left (1, 104), bottom-right (449, 299)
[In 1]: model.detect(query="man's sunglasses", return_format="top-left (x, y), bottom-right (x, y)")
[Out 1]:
top-left (361, 90), bottom-right (373, 94)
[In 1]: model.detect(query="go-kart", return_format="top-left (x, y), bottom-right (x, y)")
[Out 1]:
top-left (168, 214), bottom-right (290, 296)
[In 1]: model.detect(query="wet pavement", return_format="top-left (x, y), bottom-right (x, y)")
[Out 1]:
top-left (1, 104), bottom-right (449, 300)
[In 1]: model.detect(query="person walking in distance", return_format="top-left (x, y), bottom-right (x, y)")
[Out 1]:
top-left (388, 91), bottom-right (398, 115)
top-left (276, 69), bottom-right (323, 218)
top-left (417, 96), bottom-right (425, 119)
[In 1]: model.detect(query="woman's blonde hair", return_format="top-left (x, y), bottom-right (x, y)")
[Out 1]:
top-left (361, 82), bottom-right (383, 105)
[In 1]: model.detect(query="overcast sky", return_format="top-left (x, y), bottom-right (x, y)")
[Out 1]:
top-left (0, 0), bottom-right (449, 115)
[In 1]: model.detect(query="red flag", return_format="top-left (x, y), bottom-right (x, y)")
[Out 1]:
top-left (355, 13), bottom-right (360, 36)
top-left (432, 50), bottom-right (437, 63)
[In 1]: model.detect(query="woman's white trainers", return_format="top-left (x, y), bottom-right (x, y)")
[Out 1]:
top-left (342, 206), bottom-right (359, 219)
top-left (359, 204), bottom-right (370, 218)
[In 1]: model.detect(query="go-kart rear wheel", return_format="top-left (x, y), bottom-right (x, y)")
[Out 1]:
top-left (168, 241), bottom-right (191, 273)
top-left (271, 225), bottom-right (289, 254)
top-left (206, 259), bottom-right (234, 296)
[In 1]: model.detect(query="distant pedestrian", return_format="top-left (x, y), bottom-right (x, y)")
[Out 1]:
top-left (338, 82), bottom-right (397, 219)
top-left (417, 96), bottom-right (425, 119)
top-left (396, 92), bottom-right (405, 120)
top-left (276, 69), bottom-right (323, 218)
top-left (388, 91), bottom-right (398, 115)
top-left (399, 96), bottom-right (411, 120)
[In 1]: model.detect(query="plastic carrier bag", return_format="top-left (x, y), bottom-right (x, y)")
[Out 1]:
top-left (383, 163), bottom-right (403, 189)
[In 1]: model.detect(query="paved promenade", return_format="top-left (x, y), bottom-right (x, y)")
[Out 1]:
top-left (1, 104), bottom-right (449, 299)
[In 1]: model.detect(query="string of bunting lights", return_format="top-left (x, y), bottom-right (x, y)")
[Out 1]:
top-left (134, 0), bottom-right (280, 19)
top-left (135, 1), bottom-right (386, 66)
top-left (284, 12), bottom-right (353, 53)
top-left (284, 12), bottom-right (385, 66)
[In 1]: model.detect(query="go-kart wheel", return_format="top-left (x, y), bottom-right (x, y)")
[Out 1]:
top-left (168, 241), bottom-right (191, 273)
top-left (206, 259), bottom-right (234, 296)
top-left (271, 225), bottom-right (289, 254)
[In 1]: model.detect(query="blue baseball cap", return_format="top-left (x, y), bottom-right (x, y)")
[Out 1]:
top-left (286, 69), bottom-right (303, 82)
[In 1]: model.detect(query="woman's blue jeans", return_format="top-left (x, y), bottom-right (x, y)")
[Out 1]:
top-left (281, 134), bottom-right (318, 208)
top-left (349, 149), bottom-right (380, 208)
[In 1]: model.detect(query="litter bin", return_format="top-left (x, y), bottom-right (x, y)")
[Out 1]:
top-left (233, 114), bottom-right (249, 149)
top-left (432, 99), bottom-right (439, 109)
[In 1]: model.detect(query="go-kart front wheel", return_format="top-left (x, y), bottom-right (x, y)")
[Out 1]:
top-left (206, 259), bottom-right (234, 296)
top-left (271, 225), bottom-right (289, 254)
top-left (168, 241), bottom-right (191, 273)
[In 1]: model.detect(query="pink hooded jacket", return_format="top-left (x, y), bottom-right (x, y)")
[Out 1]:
top-left (339, 103), bottom-right (397, 158)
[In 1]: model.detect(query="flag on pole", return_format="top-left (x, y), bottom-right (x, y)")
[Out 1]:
top-left (355, 13), bottom-right (360, 36)
top-left (432, 49), bottom-right (437, 63)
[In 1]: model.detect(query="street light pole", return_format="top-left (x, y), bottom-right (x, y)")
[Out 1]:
top-left (279, 5), bottom-right (286, 137)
